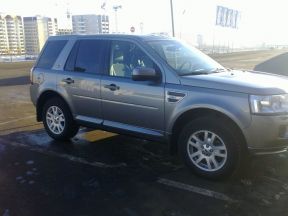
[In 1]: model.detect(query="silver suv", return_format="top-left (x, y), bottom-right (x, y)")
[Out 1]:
top-left (30, 35), bottom-right (288, 179)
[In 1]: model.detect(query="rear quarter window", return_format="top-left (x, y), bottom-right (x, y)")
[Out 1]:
top-left (36, 40), bottom-right (68, 69)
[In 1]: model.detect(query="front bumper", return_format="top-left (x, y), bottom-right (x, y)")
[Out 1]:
top-left (243, 114), bottom-right (288, 154)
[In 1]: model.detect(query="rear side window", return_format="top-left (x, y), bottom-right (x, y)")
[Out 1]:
top-left (36, 40), bottom-right (67, 69)
top-left (65, 39), bottom-right (108, 74)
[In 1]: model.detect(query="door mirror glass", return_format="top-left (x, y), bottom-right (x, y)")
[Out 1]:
top-left (132, 67), bottom-right (159, 81)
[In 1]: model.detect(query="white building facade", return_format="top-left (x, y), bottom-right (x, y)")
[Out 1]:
top-left (72, 15), bottom-right (109, 35)
top-left (57, 28), bottom-right (73, 35)
top-left (0, 14), bottom-right (25, 55)
top-left (23, 16), bottom-right (58, 55)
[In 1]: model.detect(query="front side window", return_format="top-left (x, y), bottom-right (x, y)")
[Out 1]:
top-left (148, 40), bottom-right (226, 76)
top-left (109, 41), bottom-right (157, 78)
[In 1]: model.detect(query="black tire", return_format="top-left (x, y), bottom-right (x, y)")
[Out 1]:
top-left (178, 116), bottom-right (243, 180)
top-left (42, 97), bottom-right (79, 141)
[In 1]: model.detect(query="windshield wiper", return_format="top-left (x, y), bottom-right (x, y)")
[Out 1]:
top-left (180, 67), bottom-right (228, 76)
top-left (209, 68), bottom-right (227, 73)
top-left (180, 71), bottom-right (209, 76)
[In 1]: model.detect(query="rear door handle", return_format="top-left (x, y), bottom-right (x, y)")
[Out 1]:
top-left (104, 84), bottom-right (120, 91)
top-left (62, 78), bottom-right (74, 84)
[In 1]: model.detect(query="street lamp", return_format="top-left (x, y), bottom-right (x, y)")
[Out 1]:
top-left (113, 5), bottom-right (122, 33)
top-left (170, 0), bottom-right (175, 37)
top-left (139, 22), bottom-right (144, 34)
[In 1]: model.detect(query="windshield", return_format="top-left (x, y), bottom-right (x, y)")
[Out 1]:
top-left (148, 40), bottom-right (226, 76)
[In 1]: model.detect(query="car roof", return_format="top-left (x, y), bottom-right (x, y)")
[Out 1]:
top-left (48, 34), bottom-right (174, 42)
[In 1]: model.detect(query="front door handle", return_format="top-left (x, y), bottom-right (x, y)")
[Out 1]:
top-left (104, 84), bottom-right (120, 91)
top-left (62, 78), bottom-right (74, 84)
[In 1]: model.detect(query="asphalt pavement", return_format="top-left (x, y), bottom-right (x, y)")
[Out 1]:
top-left (254, 52), bottom-right (288, 75)
top-left (0, 127), bottom-right (288, 216)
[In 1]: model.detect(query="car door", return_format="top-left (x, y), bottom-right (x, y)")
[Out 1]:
top-left (101, 40), bottom-right (165, 137)
top-left (57, 39), bottom-right (109, 124)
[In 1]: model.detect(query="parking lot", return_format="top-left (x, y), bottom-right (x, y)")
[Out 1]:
top-left (1, 50), bottom-right (288, 216)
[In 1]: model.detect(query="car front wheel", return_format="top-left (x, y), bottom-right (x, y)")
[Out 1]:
top-left (178, 116), bottom-right (242, 179)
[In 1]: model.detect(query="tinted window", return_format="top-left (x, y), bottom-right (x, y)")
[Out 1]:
top-left (72, 40), bottom-right (106, 73)
top-left (65, 41), bottom-right (79, 71)
top-left (109, 41), bottom-right (158, 78)
top-left (36, 40), bottom-right (67, 69)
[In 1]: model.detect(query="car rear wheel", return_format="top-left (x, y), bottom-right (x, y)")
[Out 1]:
top-left (178, 116), bottom-right (242, 179)
top-left (42, 98), bottom-right (79, 141)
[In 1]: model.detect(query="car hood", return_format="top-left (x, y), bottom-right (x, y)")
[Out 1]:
top-left (180, 70), bottom-right (288, 95)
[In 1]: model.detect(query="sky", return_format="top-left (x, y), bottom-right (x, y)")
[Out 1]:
top-left (1, 0), bottom-right (288, 47)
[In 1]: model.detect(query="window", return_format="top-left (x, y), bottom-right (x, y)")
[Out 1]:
top-left (148, 40), bottom-right (225, 76)
top-left (65, 41), bottom-right (79, 71)
top-left (36, 40), bottom-right (67, 69)
top-left (109, 41), bottom-right (157, 78)
top-left (65, 39), bottom-right (107, 73)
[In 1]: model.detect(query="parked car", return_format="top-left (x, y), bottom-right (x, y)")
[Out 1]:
top-left (30, 35), bottom-right (288, 179)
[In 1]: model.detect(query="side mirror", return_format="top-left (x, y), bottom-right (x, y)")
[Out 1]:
top-left (132, 67), bottom-right (159, 81)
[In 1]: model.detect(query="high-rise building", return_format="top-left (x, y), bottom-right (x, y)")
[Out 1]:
top-left (23, 16), bottom-right (58, 55)
top-left (0, 14), bottom-right (25, 55)
top-left (72, 15), bottom-right (109, 35)
top-left (57, 28), bottom-right (73, 35)
top-left (47, 17), bottom-right (58, 36)
top-left (0, 15), bottom-right (9, 55)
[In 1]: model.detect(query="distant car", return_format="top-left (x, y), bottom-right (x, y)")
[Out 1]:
top-left (30, 35), bottom-right (288, 179)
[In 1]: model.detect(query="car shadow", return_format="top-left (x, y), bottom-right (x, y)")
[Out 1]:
top-left (0, 75), bottom-right (29, 87)
top-left (0, 128), bottom-right (178, 175)
top-left (1, 128), bottom-right (287, 183)
top-left (254, 52), bottom-right (288, 76)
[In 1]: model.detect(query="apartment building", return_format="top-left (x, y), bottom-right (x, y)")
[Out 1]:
top-left (57, 28), bottom-right (73, 35)
top-left (23, 16), bottom-right (58, 55)
top-left (0, 14), bottom-right (25, 55)
top-left (72, 14), bottom-right (109, 35)
top-left (0, 15), bottom-right (8, 55)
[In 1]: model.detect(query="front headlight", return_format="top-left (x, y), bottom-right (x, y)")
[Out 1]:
top-left (250, 94), bottom-right (288, 114)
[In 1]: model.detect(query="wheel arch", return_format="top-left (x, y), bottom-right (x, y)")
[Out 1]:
top-left (36, 90), bottom-right (72, 121)
top-left (169, 108), bottom-right (248, 155)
